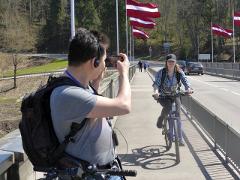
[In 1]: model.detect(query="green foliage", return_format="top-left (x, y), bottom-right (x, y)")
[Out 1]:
top-left (38, 0), bottom-right (70, 53)
top-left (0, 0), bottom-right (239, 62)
top-left (75, 0), bottom-right (101, 30)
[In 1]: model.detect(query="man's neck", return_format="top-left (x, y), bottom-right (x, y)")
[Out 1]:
top-left (66, 66), bottom-right (90, 88)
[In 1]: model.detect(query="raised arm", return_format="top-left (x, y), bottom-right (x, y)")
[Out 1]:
top-left (87, 54), bottom-right (131, 118)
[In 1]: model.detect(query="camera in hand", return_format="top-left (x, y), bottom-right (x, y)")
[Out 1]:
top-left (105, 55), bottom-right (123, 68)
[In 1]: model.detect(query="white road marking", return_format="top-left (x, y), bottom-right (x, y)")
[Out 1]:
top-left (231, 92), bottom-right (240, 96)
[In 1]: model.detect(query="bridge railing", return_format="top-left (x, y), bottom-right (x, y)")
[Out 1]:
top-left (201, 62), bottom-right (240, 80)
top-left (0, 65), bottom-right (136, 180)
top-left (149, 67), bottom-right (240, 174)
top-left (181, 96), bottom-right (240, 174)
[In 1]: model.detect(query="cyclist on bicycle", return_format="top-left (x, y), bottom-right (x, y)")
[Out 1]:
top-left (152, 54), bottom-right (192, 146)
top-left (50, 28), bottom-right (131, 179)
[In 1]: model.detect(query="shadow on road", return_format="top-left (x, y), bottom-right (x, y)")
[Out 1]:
top-left (119, 145), bottom-right (179, 170)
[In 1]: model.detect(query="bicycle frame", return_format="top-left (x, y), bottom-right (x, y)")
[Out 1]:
top-left (161, 97), bottom-right (181, 163)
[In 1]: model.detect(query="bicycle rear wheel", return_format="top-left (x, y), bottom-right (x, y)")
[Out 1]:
top-left (173, 119), bottom-right (180, 163)
top-left (163, 118), bottom-right (172, 151)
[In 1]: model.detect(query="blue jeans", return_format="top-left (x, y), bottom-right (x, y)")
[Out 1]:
top-left (168, 117), bottom-right (183, 143)
top-left (158, 96), bottom-right (184, 142)
top-left (109, 176), bottom-right (124, 180)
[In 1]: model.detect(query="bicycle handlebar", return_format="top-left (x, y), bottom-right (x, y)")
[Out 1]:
top-left (93, 169), bottom-right (137, 176)
top-left (84, 164), bottom-right (137, 177)
top-left (152, 90), bottom-right (194, 101)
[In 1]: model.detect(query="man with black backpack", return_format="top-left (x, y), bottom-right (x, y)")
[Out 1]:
top-left (20, 28), bottom-right (131, 179)
top-left (152, 54), bottom-right (192, 146)
top-left (52, 28), bottom-right (131, 172)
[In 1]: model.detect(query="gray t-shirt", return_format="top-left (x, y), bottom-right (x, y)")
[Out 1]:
top-left (50, 85), bottom-right (115, 165)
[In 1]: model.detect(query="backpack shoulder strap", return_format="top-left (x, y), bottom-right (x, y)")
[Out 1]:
top-left (53, 118), bottom-right (88, 160)
top-left (160, 68), bottom-right (166, 87)
top-left (176, 71), bottom-right (181, 84)
top-left (47, 76), bottom-right (79, 89)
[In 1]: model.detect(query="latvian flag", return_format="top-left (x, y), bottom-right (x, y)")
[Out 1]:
top-left (130, 17), bottom-right (156, 29)
top-left (234, 12), bottom-right (240, 26)
top-left (132, 27), bottom-right (149, 39)
top-left (212, 24), bottom-right (233, 38)
top-left (126, 0), bottom-right (160, 19)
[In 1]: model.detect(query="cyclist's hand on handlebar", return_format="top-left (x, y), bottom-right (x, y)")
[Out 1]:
top-left (152, 93), bottom-right (159, 100)
top-left (186, 88), bottom-right (194, 95)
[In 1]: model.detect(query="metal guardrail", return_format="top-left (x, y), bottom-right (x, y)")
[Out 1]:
top-left (201, 62), bottom-right (240, 80)
top-left (0, 65), bottom-right (136, 180)
top-left (181, 96), bottom-right (240, 173)
top-left (149, 67), bottom-right (240, 173)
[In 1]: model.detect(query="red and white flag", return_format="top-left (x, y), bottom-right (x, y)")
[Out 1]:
top-left (132, 27), bottom-right (149, 39)
top-left (126, 0), bottom-right (160, 19)
top-left (234, 12), bottom-right (240, 26)
top-left (129, 17), bottom-right (156, 29)
top-left (212, 24), bottom-right (233, 38)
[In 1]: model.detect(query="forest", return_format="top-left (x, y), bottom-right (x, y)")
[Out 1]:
top-left (0, 0), bottom-right (240, 61)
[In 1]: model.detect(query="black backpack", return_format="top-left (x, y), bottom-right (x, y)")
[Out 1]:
top-left (19, 76), bottom-right (88, 168)
top-left (160, 68), bottom-right (181, 89)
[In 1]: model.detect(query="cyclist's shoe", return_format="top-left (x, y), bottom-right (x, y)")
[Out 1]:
top-left (179, 141), bottom-right (185, 146)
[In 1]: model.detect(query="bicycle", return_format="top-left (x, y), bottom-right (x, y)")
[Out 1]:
top-left (36, 161), bottom-right (137, 180)
top-left (153, 91), bottom-right (192, 163)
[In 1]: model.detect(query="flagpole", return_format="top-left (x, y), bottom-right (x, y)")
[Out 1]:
top-left (125, 0), bottom-right (129, 57)
top-left (70, 0), bottom-right (75, 40)
top-left (133, 35), bottom-right (135, 61)
top-left (211, 21), bottom-right (214, 63)
top-left (232, 2), bottom-right (236, 63)
top-left (116, 0), bottom-right (119, 55)
top-left (197, 35), bottom-right (200, 62)
top-left (129, 27), bottom-right (132, 61)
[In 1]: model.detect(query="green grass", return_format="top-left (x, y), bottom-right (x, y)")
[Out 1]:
top-left (4, 59), bottom-right (67, 77)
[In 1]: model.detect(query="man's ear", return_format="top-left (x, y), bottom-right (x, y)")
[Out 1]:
top-left (93, 58), bottom-right (100, 68)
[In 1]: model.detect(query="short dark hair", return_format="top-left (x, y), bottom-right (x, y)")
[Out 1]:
top-left (68, 28), bottom-right (105, 66)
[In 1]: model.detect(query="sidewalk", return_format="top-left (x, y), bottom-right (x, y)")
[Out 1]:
top-left (114, 71), bottom-right (236, 180)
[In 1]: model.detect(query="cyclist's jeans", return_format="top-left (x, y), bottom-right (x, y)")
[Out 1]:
top-left (109, 176), bottom-right (124, 180)
top-left (168, 117), bottom-right (183, 143)
top-left (158, 96), bottom-right (183, 142)
top-left (84, 175), bottom-right (124, 180)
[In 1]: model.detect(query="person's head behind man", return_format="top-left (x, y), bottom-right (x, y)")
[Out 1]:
top-left (90, 30), bottom-right (110, 49)
top-left (67, 28), bottom-right (107, 81)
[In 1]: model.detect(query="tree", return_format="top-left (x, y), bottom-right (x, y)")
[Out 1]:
top-left (12, 54), bottom-right (20, 88)
top-left (75, 0), bottom-right (101, 30)
top-left (38, 0), bottom-right (70, 53)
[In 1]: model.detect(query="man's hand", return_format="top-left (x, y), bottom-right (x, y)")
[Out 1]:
top-left (117, 53), bottom-right (129, 75)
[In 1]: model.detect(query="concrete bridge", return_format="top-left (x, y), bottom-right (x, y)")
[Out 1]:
top-left (0, 66), bottom-right (239, 180)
